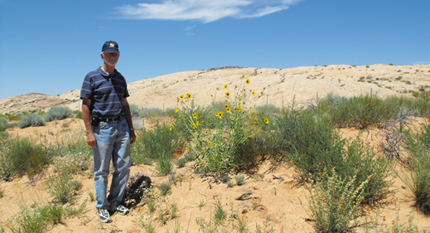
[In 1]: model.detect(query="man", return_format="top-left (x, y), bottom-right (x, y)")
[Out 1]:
top-left (80, 41), bottom-right (136, 223)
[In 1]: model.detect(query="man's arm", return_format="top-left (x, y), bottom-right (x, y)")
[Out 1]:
top-left (123, 98), bottom-right (136, 144)
top-left (82, 98), bottom-right (97, 147)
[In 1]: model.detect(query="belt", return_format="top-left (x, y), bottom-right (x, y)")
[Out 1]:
top-left (98, 115), bottom-right (125, 122)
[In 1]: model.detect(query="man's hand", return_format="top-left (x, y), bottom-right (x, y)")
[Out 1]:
top-left (130, 130), bottom-right (137, 144)
top-left (87, 132), bottom-right (97, 148)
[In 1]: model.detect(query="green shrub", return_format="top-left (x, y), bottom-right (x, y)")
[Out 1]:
top-left (17, 114), bottom-right (44, 128)
top-left (269, 110), bottom-right (392, 203)
top-left (131, 123), bottom-right (185, 165)
top-left (412, 91), bottom-right (420, 98)
top-left (311, 93), bottom-right (397, 128)
top-left (307, 168), bottom-right (371, 232)
top-left (7, 204), bottom-right (66, 232)
top-left (1, 137), bottom-right (50, 178)
top-left (0, 117), bottom-right (7, 131)
top-left (401, 124), bottom-right (430, 213)
top-left (45, 106), bottom-right (72, 122)
top-left (156, 151), bottom-right (173, 176)
top-left (158, 183), bottom-right (171, 196)
top-left (45, 172), bottom-right (81, 204)
top-left (75, 111), bottom-right (83, 119)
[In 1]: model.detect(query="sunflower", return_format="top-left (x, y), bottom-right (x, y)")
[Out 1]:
top-left (252, 90), bottom-right (256, 96)
top-left (242, 74), bottom-right (246, 77)
top-left (191, 123), bottom-right (196, 129)
top-left (258, 94), bottom-right (262, 98)
top-left (216, 87), bottom-right (219, 90)
top-left (187, 93), bottom-right (193, 99)
top-left (254, 118), bottom-right (258, 124)
top-left (169, 123), bottom-right (173, 131)
top-left (218, 112), bottom-right (224, 119)
top-left (237, 105), bottom-right (242, 112)
top-left (215, 112), bottom-right (220, 117)
top-left (193, 113), bottom-right (198, 119)
top-left (224, 84), bottom-right (228, 89)
top-left (225, 92), bottom-right (230, 98)
top-left (175, 108), bottom-right (179, 113)
top-left (178, 114), bottom-right (183, 119)
top-left (226, 107), bottom-right (231, 113)
top-left (208, 141), bottom-right (212, 147)
top-left (246, 78), bottom-right (250, 84)
top-left (225, 103), bottom-right (229, 109)
top-left (196, 121), bottom-right (200, 127)
top-left (264, 117), bottom-right (269, 124)
top-left (179, 95), bottom-right (184, 99)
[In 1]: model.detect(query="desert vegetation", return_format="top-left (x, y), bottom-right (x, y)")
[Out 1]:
top-left (1, 74), bottom-right (430, 232)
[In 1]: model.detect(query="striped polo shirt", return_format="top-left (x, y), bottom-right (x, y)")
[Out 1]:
top-left (80, 67), bottom-right (130, 117)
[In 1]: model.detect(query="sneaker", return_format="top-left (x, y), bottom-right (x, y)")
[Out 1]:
top-left (114, 204), bottom-right (129, 215)
top-left (97, 208), bottom-right (111, 222)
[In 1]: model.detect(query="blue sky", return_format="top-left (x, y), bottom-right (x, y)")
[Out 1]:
top-left (0, 0), bottom-right (429, 99)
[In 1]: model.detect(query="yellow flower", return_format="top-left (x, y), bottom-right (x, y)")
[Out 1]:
top-left (193, 113), bottom-right (198, 119)
top-left (179, 114), bottom-right (182, 119)
top-left (246, 78), bottom-right (250, 85)
top-left (179, 95), bottom-right (184, 99)
top-left (224, 85), bottom-right (228, 89)
top-left (264, 117), bottom-right (269, 124)
top-left (175, 108), bottom-right (179, 113)
top-left (252, 91), bottom-right (256, 96)
top-left (169, 123), bottom-right (173, 131)
top-left (191, 123), bottom-right (196, 129)
top-left (237, 105), bottom-right (242, 112)
top-left (242, 74), bottom-right (246, 77)
top-left (187, 93), bottom-right (193, 99)
top-left (254, 118), bottom-right (258, 124)
top-left (225, 103), bottom-right (229, 109)
top-left (225, 92), bottom-right (230, 98)
top-left (218, 112), bottom-right (224, 119)
top-left (196, 121), bottom-right (200, 127)
top-left (258, 94), bottom-right (262, 98)
top-left (216, 87), bottom-right (219, 90)
top-left (226, 107), bottom-right (231, 113)
top-left (208, 141), bottom-right (212, 147)
top-left (215, 112), bottom-right (220, 117)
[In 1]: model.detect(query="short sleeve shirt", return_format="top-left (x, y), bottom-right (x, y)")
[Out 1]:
top-left (80, 67), bottom-right (130, 117)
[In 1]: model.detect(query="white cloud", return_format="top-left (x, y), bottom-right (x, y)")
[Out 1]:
top-left (116, 0), bottom-right (303, 23)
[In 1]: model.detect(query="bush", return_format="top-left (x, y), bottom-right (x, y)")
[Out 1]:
top-left (310, 93), bottom-right (396, 128)
top-left (401, 124), bottom-right (430, 213)
top-left (158, 183), bottom-right (171, 196)
top-left (1, 137), bottom-right (50, 178)
top-left (17, 114), bottom-right (44, 128)
top-left (45, 171), bottom-right (81, 204)
top-left (269, 110), bottom-right (392, 204)
top-left (307, 168), bottom-right (371, 232)
top-left (0, 117), bottom-right (7, 131)
top-left (45, 106), bottom-right (72, 122)
top-left (131, 123), bottom-right (185, 165)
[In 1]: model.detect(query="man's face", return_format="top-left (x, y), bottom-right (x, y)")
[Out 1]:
top-left (102, 52), bottom-right (120, 66)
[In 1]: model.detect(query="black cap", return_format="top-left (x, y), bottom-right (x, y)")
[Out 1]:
top-left (102, 41), bottom-right (119, 53)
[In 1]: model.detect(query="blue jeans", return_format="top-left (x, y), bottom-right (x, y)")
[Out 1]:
top-left (92, 118), bottom-right (131, 209)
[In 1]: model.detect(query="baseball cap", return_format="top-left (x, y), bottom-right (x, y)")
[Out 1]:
top-left (102, 41), bottom-right (120, 53)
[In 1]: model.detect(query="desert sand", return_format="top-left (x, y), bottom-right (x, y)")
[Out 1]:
top-left (1, 64), bottom-right (430, 232)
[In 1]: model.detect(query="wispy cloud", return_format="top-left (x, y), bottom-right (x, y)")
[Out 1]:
top-left (116, 0), bottom-right (303, 23)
